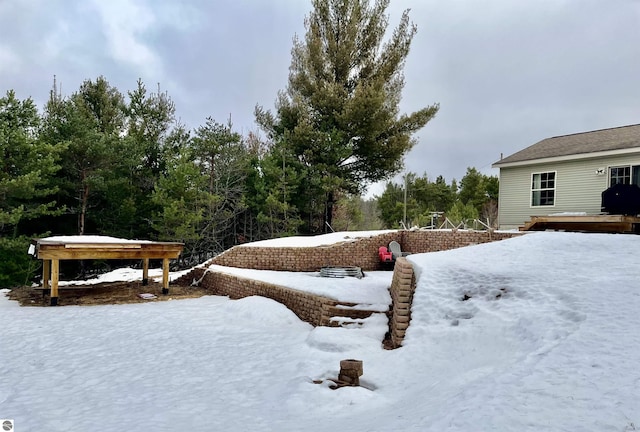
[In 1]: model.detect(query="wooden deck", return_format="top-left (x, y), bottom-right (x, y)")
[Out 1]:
top-left (34, 237), bottom-right (184, 305)
top-left (520, 215), bottom-right (640, 233)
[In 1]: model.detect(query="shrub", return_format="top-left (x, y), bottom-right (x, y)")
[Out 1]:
top-left (0, 236), bottom-right (40, 288)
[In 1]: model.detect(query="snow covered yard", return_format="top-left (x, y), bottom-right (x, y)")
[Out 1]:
top-left (1, 231), bottom-right (639, 431)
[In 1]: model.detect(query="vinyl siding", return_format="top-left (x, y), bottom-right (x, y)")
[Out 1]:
top-left (497, 154), bottom-right (640, 229)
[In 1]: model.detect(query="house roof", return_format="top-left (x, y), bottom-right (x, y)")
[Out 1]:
top-left (493, 124), bottom-right (640, 167)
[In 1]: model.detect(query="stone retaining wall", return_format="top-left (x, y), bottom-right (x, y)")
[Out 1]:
top-left (210, 231), bottom-right (400, 271)
top-left (401, 230), bottom-right (517, 254)
top-left (209, 230), bottom-right (519, 272)
top-left (180, 269), bottom-right (338, 326)
top-left (177, 256), bottom-right (419, 347)
top-left (174, 230), bottom-right (522, 342)
top-left (388, 257), bottom-right (416, 348)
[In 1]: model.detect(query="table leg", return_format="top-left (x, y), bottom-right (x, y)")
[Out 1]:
top-left (162, 258), bottom-right (169, 295)
top-left (42, 260), bottom-right (51, 296)
top-left (51, 259), bottom-right (59, 306)
top-left (142, 258), bottom-right (149, 286)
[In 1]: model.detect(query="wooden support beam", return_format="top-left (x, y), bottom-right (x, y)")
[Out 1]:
top-left (42, 259), bottom-right (51, 292)
top-left (51, 259), bottom-right (59, 306)
top-left (162, 258), bottom-right (169, 295)
top-left (142, 258), bottom-right (149, 286)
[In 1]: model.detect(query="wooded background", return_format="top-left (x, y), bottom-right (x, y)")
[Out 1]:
top-left (0, 0), bottom-right (497, 287)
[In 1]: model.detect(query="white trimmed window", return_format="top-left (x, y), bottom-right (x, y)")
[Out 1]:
top-left (609, 165), bottom-right (640, 186)
top-left (531, 171), bottom-right (556, 206)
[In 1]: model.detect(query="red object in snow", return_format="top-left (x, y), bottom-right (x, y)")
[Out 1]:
top-left (378, 246), bottom-right (393, 262)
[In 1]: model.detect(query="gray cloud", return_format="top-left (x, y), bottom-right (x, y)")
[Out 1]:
top-left (2, 0), bottom-right (639, 197)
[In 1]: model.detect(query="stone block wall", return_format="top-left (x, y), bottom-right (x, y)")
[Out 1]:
top-left (174, 267), bottom-right (205, 286)
top-left (193, 270), bottom-right (338, 326)
top-left (388, 257), bottom-right (416, 348)
top-left (209, 230), bottom-right (520, 272)
top-left (210, 231), bottom-right (401, 271)
top-left (402, 229), bottom-right (517, 253)
top-left (173, 230), bottom-right (522, 339)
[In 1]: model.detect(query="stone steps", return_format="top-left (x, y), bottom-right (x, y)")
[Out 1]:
top-left (324, 302), bottom-right (387, 328)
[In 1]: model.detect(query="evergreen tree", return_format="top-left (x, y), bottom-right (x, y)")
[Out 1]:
top-left (0, 91), bottom-right (61, 234)
top-left (376, 172), bottom-right (458, 228)
top-left (0, 90), bottom-right (62, 286)
top-left (246, 138), bottom-right (305, 238)
top-left (112, 79), bottom-right (178, 239)
top-left (151, 128), bottom-right (207, 263)
top-left (419, 175), bottom-right (456, 213)
top-left (256, 0), bottom-right (439, 233)
top-left (446, 201), bottom-right (479, 227)
top-left (152, 119), bottom-right (253, 263)
top-left (458, 167), bottom-right (485, 210)
top-left (125, 79), bottom-right (176, 186)
top-left (376, 181), bottom-right (405, 228)
top-left (458, 167), bottom-right (499, 225)
top-left (190, 118), bottom-right (249, 254)
top-left (42, 76), bottom-right (126, 236)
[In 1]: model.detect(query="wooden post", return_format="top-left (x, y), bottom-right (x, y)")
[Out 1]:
top-left (142, 258), bottom-right (149, 286)
top-left (162, 258), bottom-right (169, 295)
top-left (51, 259), bottom-right (59, 306)
top-left (42, 259), bottom-right (51, 295)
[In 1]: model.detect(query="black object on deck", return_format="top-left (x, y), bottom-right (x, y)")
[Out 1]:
top-left (601, 183), bottom-right (640, 215)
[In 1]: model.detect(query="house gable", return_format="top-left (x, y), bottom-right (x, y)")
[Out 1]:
top-left (493, 124), bottom-right (640, 168)
top-left (494, 125), bottom-right (640, 229)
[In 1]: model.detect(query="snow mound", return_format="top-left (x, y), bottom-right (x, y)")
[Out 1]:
top-left (401, 231), bottom-right (640, 430)
top-left (216, 295), bottom-right (312, 329)
top-left (305, 314), bottom-right (388, 353)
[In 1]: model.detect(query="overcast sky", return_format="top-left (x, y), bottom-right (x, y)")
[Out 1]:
top-left (2, 0), bottom-right (639, 197)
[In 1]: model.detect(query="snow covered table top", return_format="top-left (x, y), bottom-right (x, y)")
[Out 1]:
top-left (33, 235), bottom-right (183, 260)
top-left (31, 236), bottom-right (184, 305)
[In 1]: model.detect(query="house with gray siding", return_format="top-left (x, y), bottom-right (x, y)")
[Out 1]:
top-left (492, 124), bottom-right (640, 230)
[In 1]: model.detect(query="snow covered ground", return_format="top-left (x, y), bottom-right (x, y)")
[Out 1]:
top-left (1, 231), bottom-right (639, 431)
top-left (207, 264), bottom-right (392, 310)
top-left (52, 267), bottom-right (192, 286)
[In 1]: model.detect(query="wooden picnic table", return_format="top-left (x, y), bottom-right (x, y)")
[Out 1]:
top-left (32, 236), bottom-right (184, 306)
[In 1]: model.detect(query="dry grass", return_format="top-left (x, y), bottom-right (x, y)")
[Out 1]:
top-left (6, 281), bottom-right (211, 307)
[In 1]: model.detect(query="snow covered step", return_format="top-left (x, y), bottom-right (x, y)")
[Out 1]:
top-left (325, 303), bottom-right (379, 320)
top-left (324, 302), bottom-right (388, 328)
top-left (327, 313), bottom-right (386, 328)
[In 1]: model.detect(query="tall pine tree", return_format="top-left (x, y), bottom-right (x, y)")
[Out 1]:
top-left (256, 0), bottom-right (439, 233)
top-left (42, 76), bottom-right (126, 236)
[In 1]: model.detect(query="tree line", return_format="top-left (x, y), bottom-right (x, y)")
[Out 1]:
top-left (0, 78), bottom-right (497, 287)
top-left (376, 168), bottom-right (498, 229)
top-left (0, 0), bottom-right (498, 287)
top-left (0, 79), bottom-right (286, 286)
